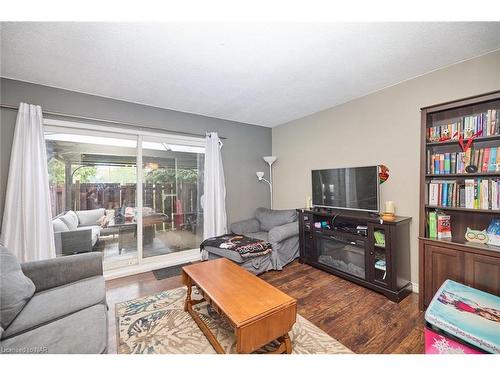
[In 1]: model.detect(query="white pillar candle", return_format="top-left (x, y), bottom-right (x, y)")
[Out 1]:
top-left (385, 201), bottom-right (395, 214)
top-left (305, 196), bottom-right (312, 209)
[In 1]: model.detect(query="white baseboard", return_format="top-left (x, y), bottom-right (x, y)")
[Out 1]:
top-left (104, 251), bottom-right (201, 280)
top-left (411, 282), bottom-right (419, 294)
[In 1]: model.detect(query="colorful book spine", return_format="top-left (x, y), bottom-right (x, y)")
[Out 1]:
top-left (428, 212), bottom-right (437, 238)
top-left (489, 147), bottom-right (497, 172)
top-left (482, 148), bottom-right (490, 172)
top-left (444, 153), bottom-right (450, 174)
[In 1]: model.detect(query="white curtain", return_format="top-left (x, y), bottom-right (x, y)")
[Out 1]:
top-left (203, 132), bottom-right (227, 239)
top-left (1, 103), bottom-right (56, 261)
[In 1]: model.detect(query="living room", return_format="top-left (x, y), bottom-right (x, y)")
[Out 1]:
top-left (1, 1), bottom-right (499, 372)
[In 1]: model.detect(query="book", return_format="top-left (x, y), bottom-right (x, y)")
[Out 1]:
top-left (434, 155), bottom-right (439, 174)
top-left (497, 146), bottom-right (500, 171)
top-left (428, 211), bottom-right (437, 238)
top-left (427, 149), bottom-right (431, 174)
top-left (492, 182), bottom-right (499, 210)
top-left (482, 148), bottom-right (490, 172)
top-left (465, 179), bottom-right (475, 209)
top-left (465, 148), bottom-right (472, 167)
top-left (450, 153), bottom-right (456, 174)
top-left (459, 185), bottom-right (466, 208)
top-left (489, 147), bottom-right (497, 172)
top-left (441, 183), bottom-right (448, 207)
top-left (429, 183), bottom-right (439, 206)
top-left (444, 153), bottom-right (451, 174)
top-left (480, 179), bottom-right (489, 209)
top-left (437, 214), bottom-right (452, 239)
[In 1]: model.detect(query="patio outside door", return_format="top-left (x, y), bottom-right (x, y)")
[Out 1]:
top-left (45, 123), bottom-right (205, 271)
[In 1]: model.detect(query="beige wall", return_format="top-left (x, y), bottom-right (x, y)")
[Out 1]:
top-left (272, 50), bottom-right (500, 287)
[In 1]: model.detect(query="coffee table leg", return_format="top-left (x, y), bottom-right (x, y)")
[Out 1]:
top-left (184, 277), bottom-right (192, 312)
top-left (265, 333), bottom-right (292, 354)
top-left (283, 333), bottom-right (292, 354)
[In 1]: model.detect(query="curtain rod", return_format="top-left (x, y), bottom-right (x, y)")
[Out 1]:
top-left (0, 103), bottom-right (227, 140)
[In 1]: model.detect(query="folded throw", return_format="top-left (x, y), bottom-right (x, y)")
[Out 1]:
top-left (200, 234), bottom-right (272, 258)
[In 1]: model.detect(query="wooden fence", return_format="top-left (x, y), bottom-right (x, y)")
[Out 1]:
top-left (49, 182), bottom-right (199, 225)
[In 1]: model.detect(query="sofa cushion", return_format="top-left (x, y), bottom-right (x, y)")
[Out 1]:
top-left (76, 208), bottom-right (105, 227)
top-left (0, 246), bottom-right (36, 330)
top-left (245, 231), bottom-right (269, 241)
top-left (230, 218), bottom-right (260, 235)
top-left (3, 276), bottom-right (105, 338)
top-left (52, 218), bottom-right (69, 233)
top-left (268, 221), bottom-right (299, 244)
top-left (0, 304), bottom-right (107, 354)
top-left (59, 211), bottom-right (79, 230)
top-left (255, 207), bottom-right (297, 231)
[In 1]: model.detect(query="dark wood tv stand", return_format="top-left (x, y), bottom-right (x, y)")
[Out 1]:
top-left (297, 208), bottom-right (412, 302)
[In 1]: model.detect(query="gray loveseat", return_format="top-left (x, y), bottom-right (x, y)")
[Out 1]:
top-left (0, 246), bottom-right (108, 354)
top-left (203, 207), bottom-right (299, 274)
top-left (52, 209), bottom-right (105, 255)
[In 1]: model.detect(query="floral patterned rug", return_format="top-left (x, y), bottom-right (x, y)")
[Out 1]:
top-left (115, 286), bottom-right (353, 354)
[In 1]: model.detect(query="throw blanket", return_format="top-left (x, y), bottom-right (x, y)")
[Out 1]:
top-left (200, 234), bottom-right (272, 258)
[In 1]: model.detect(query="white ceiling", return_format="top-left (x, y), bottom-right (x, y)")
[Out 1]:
top-left (1, 22), bottom-right (500, 127)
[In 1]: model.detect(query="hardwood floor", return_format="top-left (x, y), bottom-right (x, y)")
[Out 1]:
top-left (105, 260), bottom-right (425, 354)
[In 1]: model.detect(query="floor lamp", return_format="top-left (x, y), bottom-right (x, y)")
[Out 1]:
top-left (256, 156), bottom-right (277, 209)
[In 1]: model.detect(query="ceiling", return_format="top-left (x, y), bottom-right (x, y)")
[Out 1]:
top-left (2, 22), bottom-right (500, 127)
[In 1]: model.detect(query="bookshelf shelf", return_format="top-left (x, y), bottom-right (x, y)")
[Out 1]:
top-left (424, 205), bottom-right (500, 214)
top-left (426, 134), bottom-right (500, 147)
top-left (419, 90), bottom-right (500, 310)
top-left (418, 236), bottom-right (500, 253)
top-left (425, 172), bottom-right (500, 178)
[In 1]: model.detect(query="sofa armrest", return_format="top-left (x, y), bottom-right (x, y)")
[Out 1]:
top-left (230, 218), bottom-right (260, 235)
top-left (55, 229), bottom-right (93, 256)
top-left (268, 221), bottom-right (299, 244)
top-left (21, 252), bottom-right (103, 292)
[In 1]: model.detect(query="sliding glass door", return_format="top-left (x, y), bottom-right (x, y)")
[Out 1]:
top-left (45, 123), bottom-right (205, 271)
top-left (141, 138), bottom-right (204, 260)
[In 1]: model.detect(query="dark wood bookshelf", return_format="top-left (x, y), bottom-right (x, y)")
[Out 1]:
top-left (419, 91), bottom-right (500, 310)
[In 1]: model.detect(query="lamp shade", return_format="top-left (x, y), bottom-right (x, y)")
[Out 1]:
top-left (256, 171), bottom-right (264, 180)
top-left (263, 156), bottom-right (277, 165)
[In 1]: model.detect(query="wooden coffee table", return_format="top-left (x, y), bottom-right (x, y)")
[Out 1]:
top-left (182, 258), bottom-right (297, 354)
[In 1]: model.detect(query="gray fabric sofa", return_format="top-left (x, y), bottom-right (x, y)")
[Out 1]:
top-left (0, 246), bottom-right (108, 354)
top-left (52, 209), bottom-right (105, 255)
top-left (203, 207), bottom-right (299, 274)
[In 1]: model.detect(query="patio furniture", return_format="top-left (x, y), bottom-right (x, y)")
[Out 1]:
top-left (107, 213), bottom-right (169, 254)
top-left (52, 209), bottom-right (105, 256)
top-left (0, 246), bottom-right (108, 354)
top-left (202, 207), bottom-right (299, 274)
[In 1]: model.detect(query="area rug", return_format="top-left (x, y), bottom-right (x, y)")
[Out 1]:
top-left (115, 286), bottom-right (353, 354)
top-left (152, 263), bottom-right (191, 280)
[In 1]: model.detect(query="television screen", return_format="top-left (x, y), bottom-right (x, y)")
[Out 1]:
top-left (311, 166), bottom-right (380, 212)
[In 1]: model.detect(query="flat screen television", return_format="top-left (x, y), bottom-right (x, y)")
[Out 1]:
top-left (311, 166), bottom-right (380, 212)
